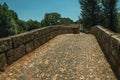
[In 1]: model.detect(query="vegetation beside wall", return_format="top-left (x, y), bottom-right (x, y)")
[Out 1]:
top-left (79, 0), bottom-right (119, 33)
top-left (0, 3), bottom-right (74, 38)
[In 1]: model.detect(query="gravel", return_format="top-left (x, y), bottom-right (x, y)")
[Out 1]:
top-left (0, 33), bottom-right (116, 80)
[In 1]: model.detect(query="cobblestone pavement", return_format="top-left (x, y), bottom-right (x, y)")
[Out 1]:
top-left (0, 33), bottom-right (117, 80)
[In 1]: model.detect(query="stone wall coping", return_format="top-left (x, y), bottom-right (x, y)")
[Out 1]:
top-left (91, 25), bottom-right (120, 77)
top-left (0, 25), bottom-right (80, 71)
top-left (96, 25), bottom-right (115, 36)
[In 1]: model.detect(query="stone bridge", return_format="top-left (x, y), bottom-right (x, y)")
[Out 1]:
top-left (0, 24), bottom-right (119, 80)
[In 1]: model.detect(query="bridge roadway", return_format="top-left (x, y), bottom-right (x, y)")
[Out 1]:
top-left (0, 33), bottom-right (116, 80)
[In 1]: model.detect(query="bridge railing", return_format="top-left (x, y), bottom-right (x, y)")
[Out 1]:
top-left (91, 25), bottom-right (120, 78)
top-left (0, 25), bottom-right (79, 71)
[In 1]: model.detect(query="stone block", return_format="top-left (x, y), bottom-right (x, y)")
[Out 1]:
top-left (39, 29), bottom-right (45, 35)
top-left (45, 27), bottom-right (50, 33)
top-left (0, 37), bottom-right (12, 53)
top-left (110, 35), bottom-right (120, 60)
top-left (50, 32), bottom-right (55, 38)
top-left (34, 39), bottom-right (41, 49)
top-left (54, 31), bottom-right (58, 37)
top-left (52, 27), bottom-right (57, 32)
top-left (57, 30), bottom-right (62, 35)
top-left (49, 32), bottom-right (53, 39)
top-left (33, 30), bottom-right (41, 40)
top-left (108, 54), bottom-right (117, 68)
top-left (40, 37), bottom-right (46, 45)
top-left (59, 30), bottom-right (63, 34)
top-left (25, 41), bottom-right (34, 53)
top-left (117, 58), bottom-right (120, 76)
top-left (52, 32), bottom-right (56, 38)
top-left (0, 53), bottom-right (6, 71)
top-left (12, 34), bottom-right (25, 48)
top-left (40, 27), bottom-right (49, 35)
top-left (71, 28), bottom-right (78, 34)
top-left (49, 27), bottom-right (54, 32)
top-left (6, 45), bottom-right (25, 65)
top-left (24, 32), bottom-right (34, 43)
top-left (46, 34), bottom-right (51, 42)
top-left (6, 54), bottom-right (14, 65)
top-left (102, 32), bottom-right (111, 54)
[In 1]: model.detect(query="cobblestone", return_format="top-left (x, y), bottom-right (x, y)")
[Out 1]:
top-left (0, 33), bottom-right (116, 80)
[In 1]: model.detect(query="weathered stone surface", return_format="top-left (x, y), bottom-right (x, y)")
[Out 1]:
top-left (52, 26), bottom-right (59, 31)
top-left (6, 49), bottom-right (16, 65)
top-left (71, 28), bottom-right (79, 34)
top-left (34, 39), bottom-right (41, 49)
top-left (40, 27), bottom-right (48, 35)
top-left (0, 53), bottom-right (6, 71)
top-left (0, 37), bottom-right (12, 53)
top-left (6, 45), bottom-right (25, 65)
top-left (44, 27), bottom-right (50, 34)
top-left (50, 32), bottom-right (55, 39)
top-left (110, 35), bottom-right (120, 60)
top-left (54, 31), bottom-right (58, 37)
top-left (102, 32), bottom-right (111, 54)
top-left (12, 34), bottom-right (25, 48)
top-left (24, 32), bottom-right (34, 43)
top-left (0, 25), bottom-right (79, 72)
top-left (40, 37), bottom-right (46, 45)
top-left (109, 54), bottom-right (117, 68)
top-left (57, 30), bottom-right (62, 35)
top-left (13, 45), bottom-right (25, 60)
top-left (117, 59), bottom-right (120, 77)
top-left (51, 31), bottom-right (56, 38)
top-left (39, 28), bottom-right (45, 35)
top-left (91, 26), bottom-right (116, 57)
top-left (91, 25), bottom-right (120, 78)
top-left (49, 27), bottom-right (54, 32)
top-left (46, 34), bottom-right (51, 42)
top-left (33, 30), bottom-right (41, 40)
top-left (25, 41), bottom-right (34, 53)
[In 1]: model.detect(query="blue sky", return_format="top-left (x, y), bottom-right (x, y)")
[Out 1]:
top-left (0, 0), bottom-right (80, 22)
top-left (0, 0), bottom-right (120, 22)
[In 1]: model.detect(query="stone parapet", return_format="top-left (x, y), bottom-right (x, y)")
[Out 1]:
top-left (91, 25), bottom-right (120, 77)
top-left (0, 25), bottom-right (79, 71)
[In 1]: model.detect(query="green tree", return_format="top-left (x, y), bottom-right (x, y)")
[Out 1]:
top-left (74, 16), bottom-right (83, 24)
top-left (117, 12), bottom-right (120, 32)
top-left (27, 19), bottom-right (41, 31)
top-left (9, 10), bottom-right (19, 20)
top-left (59, 18), bottom-right (73, 25)
top-left (0, 3), bottom-right (20, 37)
top-left (79, 0), bottom-right (101, 30)
top-left (9, 10), bottom-right (20, 35)
top-left (41, 12), bottom-right (61, 27)
top-left (17, 20), bottom-right (29, 33)
top-left (0, 3), bottom-right (11, 37)
top-left (102, 0), bottom-right (118, 32)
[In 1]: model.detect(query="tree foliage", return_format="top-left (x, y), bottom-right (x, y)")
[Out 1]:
top-left (41, 12), bottom-right (73, 27)
top-left (0, 3), bottom-right (20, 37)
top-left (117, 12), bottom-right (120, 32)
top-left (79, 0), bottom-right (101, 30)
top-left (27, 20), bottom-right (41, 31)
top-left (59, 18), bottom-right (73, 25)
top-left (101, 0), bottom-right (119, 32)
top-left (41, 13), bottom-right (61, 27)
top-left (17, 20), bottom-right (29, 33)
top-left (0, 3), bottom-right (74, 38)
top-left (0, 3), bottom-right (42, 38)
top-left (79, 0), bottom-right (119, 32)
